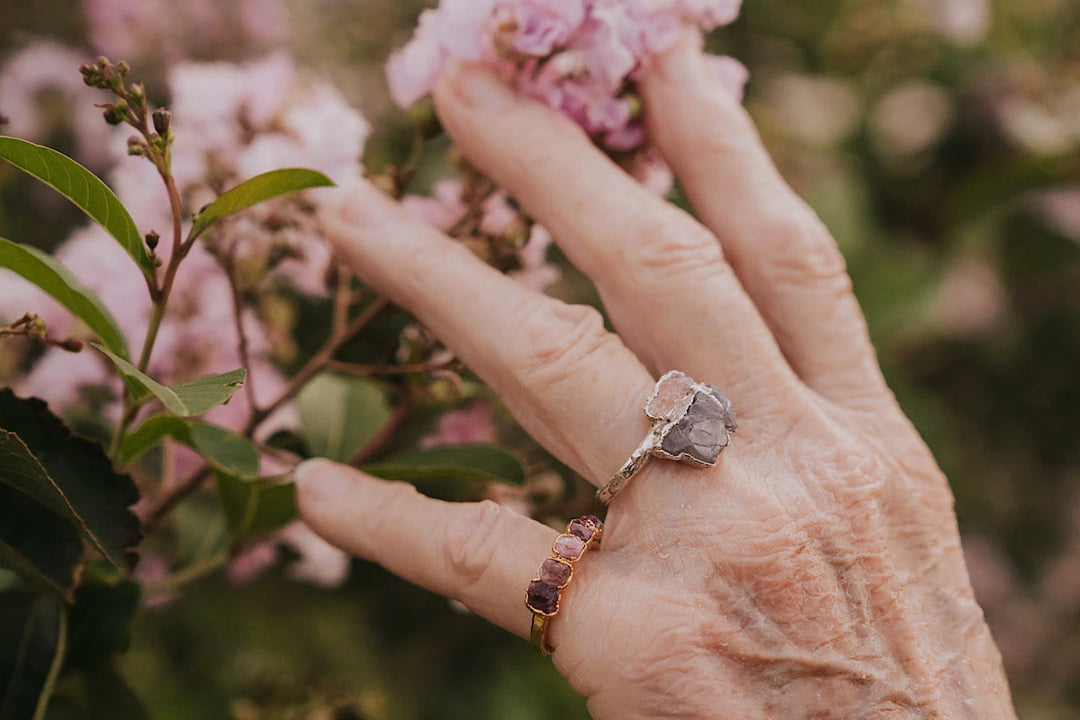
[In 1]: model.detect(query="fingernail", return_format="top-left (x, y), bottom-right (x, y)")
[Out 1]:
top-left (446, 60), bottom-right (515, 109)
top-left (294, 459), bottom-right (353, 506)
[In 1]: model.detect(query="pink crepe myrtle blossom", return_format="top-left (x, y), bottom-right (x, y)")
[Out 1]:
top-left (0, 42), bottom-right (115, 167)
top-left (386, 0), bottom-right (747, 153)
top-left (420, 400), bottom-right (497, 448)
top-left (511, 226), bottom-right (562, 292)
top-left (399, 181), bottom-right (561, 291)
top-left (2, 57), bottom-right (360, 490)
top-left (1, 53), bottom-right (369, 588)
top-left (277, 521), bottom-right (351, 587)
top-left (83, 0), bottom-right (288, 63)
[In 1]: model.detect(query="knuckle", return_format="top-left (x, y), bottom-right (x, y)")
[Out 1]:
top-left (512, 301), bottom-right (615, 387)
top-left (360, 481), bottom-right (423, 555)
top-left (442, 500), bottom-right (507, 587)
top-left (626, 209), bottom-right (728, 284)
top-left (764, 207), bottom-right (851, 292)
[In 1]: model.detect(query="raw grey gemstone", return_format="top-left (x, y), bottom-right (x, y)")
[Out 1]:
top-left (705, 385), bottom-right (737, 432)
top-left (658, 391), bottom-right (730, 465)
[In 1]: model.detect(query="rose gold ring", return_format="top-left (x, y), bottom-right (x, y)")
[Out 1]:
top-left (525, 514), bottom-right (603, 655)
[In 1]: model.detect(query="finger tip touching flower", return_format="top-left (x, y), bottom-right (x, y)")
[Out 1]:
top-left (317, 178), bottom-right (400, 247)
top-left (434, 58), bottom-right (516, 112)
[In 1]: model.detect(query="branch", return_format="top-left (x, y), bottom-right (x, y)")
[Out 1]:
top-left (141, 466), bottom-right (210, 535)
top-left (140, 295), bottom-right (392, 529)
top-left (349, 401), bottom-right (410, 466)
top-left (243, 295), bottom-right (390, 436)
top-left (221, 244), bottom-right (258, 411)
top-left (323, 359), bottom-right (451, 377)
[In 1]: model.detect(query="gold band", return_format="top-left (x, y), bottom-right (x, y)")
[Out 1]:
top-left (531, 613), bottom-right (552, 656)
top-left (525, 515), bottom-right (603, 656)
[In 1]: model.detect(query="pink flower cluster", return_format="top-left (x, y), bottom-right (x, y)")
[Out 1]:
top-left (0, 52), bottom-right (369, 587)
top-left (400, 179), bottom-right (561, 291)
top-left (387, 0), bottom-right (746, 152)
top-left (0, 43), bottom-right (116, 167)
top-left (83, 0), bottom-right (288, 63)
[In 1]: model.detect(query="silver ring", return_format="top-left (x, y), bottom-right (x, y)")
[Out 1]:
top-left (596, 371), bottom-right (737, 504)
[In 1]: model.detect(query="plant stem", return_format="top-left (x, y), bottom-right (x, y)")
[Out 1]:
top-left (141, 295), bottom-right (392, 530)
top-left (137, 172), bottom-right (187, 371)
top-left (141, 466), bottom-right (210, 534)
top-left (31, 599), bottom-right (66, 720)
top-left (243, 295), bottom-right (389, 435)
top-left (110, 169), bottom-right (186, 463)
top-left (350, 402), bottom-right (409, 466)
top-left (143, 548), bottom-right (230, 594)
top-left (324, 359), bottom-right (450, 376)
top-left (222, 245), bottom-right (258, 411)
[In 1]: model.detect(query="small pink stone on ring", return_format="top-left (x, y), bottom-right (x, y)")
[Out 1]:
top-left (568, 518), bottom-right (596, 541)
top-left (554, 534), bottom-right (586, 560)
top-left (539, 558), bottom-right (573, 587)
top-left (646, 371), bottom-right (696, 419)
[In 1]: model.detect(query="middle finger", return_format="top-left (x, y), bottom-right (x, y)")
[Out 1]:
top-left (432, 62), bottom-right (802, 415)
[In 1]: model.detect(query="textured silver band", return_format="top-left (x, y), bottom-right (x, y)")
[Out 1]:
top-left (596, 370), bottom-right (737, 504)
top-left (595, 429), bottom-right (659, 503)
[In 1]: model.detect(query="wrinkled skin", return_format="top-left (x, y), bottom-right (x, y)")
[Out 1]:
top-left (297, 37), bottom-right (1016, 720)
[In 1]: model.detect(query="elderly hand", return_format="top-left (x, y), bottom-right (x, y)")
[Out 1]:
top-left (296, 41), bottom-right (1016, 719)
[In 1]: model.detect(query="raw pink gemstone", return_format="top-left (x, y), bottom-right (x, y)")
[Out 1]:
top-left (554, 534), bottom-right (586, 560)
top-left (539, 558), bottom-right (572, 588)
top-left (569, 518), bottom-right (595, 542)
top-left (646, 371), bottom-right (696, 420)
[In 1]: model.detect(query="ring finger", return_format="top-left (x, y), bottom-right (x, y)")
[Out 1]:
top-left (295, 459), bottom-right (560, 638)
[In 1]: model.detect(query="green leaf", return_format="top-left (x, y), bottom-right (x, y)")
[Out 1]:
top-left (214, 470), bottom-right (297, 537)
top-left (0, 483), bottom-right (83, 598)
top-left (0, 238), bottom-right (129, 359)
top-left (173, 494), bottom-right (230, 565)
top-left (121, 415), bottom-right (259, 477)
top-left (364, 444), bottom-right (527, 486)
top-left (64, 570), bottom-right (141, 670)
top-left (0, 136), bottom-right (152, 277)
top-left (0, 390), bottom-right (141, 573)
top-left (93, 344), bottom-right (246, 416)
top-left (82, 664), bottom-right (151, 720)
top-left (190, 168), bottom-right (334, 238)
top-left (298, 373), bottom-right (392, 464)
top-left (0, 592), bottom-right (67, 720)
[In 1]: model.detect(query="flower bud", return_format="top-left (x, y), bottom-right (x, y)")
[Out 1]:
top-left (144, 231), bottom-right (160, 250)
top-left (129, 83), bottom-right (145, 102)
top-left (102, 106), bottom-right (123, 125)
top-left (79, 63), bottom-right (102, 87)
top-left (58, 338), bottom-right (84, 353)
top-left (127, 135), bottom-right (148, 156)
top-left (152, 108), bottom-right (171, 135)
